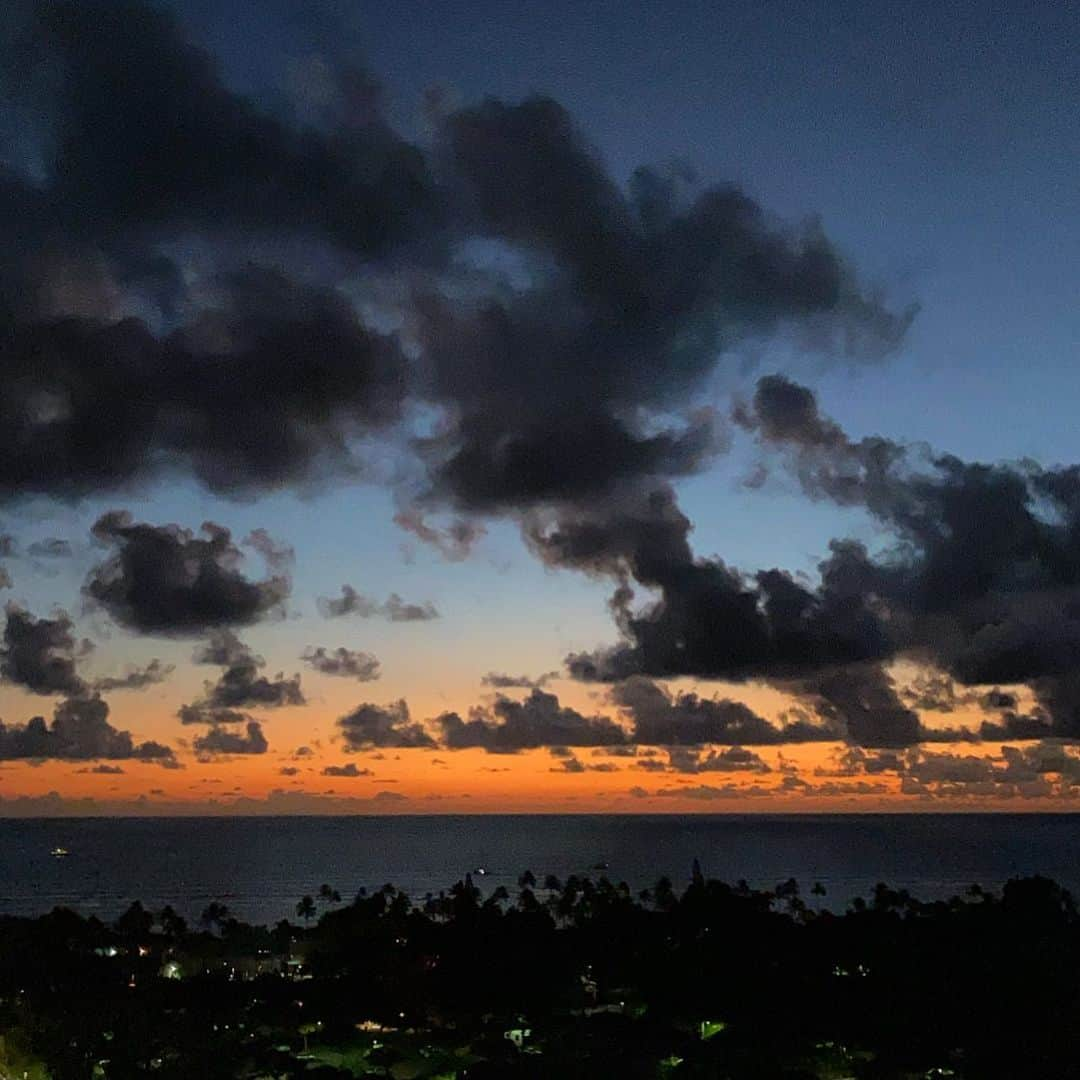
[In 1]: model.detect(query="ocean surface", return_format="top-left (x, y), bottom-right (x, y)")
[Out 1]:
top-left (2, 814), bottom-right (1079, 925)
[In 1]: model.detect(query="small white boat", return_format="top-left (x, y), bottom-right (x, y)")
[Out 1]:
top-left (50, 847), bottom-right (70, 858)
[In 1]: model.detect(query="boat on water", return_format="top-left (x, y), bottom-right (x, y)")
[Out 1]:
top-left (50, 847), bottom-right (70, 858)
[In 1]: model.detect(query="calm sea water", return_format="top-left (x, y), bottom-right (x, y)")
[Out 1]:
top-left (1, 814), bottom-right (1078, 925)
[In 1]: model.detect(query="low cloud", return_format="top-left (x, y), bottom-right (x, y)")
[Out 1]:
top-left (84, 513), bottom-right (290, 635)
top-left (338, 700), bottom-right (437, 749)
top-left (318, 584), bottom-right (438, 622)
top-left (0, 696), bottom-right (174, 763)
top-left (302, 646), bottom-right (381, 681)
top-left (611, 677), bottom-right (833, 746)
top-left (393, 510), bottom-right (484, 562)
top-left (1, 605), bottom-right (86, 696)
top-left (190, 631), bottom-right (304, 709)
top-left (27, 539), bottom-right (73, 559)
top-left (93, 658), bottom-right (174, 692)
top-left (321, 762), bottom-right (372, 777)
top-left (435, 688), bottom-right (627, 752)
top-left (178, 705), bottom-right (251, 726)
top-left (481, 671), bottom-right (557, 690)
top-left (666, 745), bottom-right (771, 773)
top-left (192, 721), bottom-right (269, 757)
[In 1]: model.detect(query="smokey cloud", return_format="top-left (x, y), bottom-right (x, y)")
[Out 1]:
top-left (93, 658), bottom-right (174, 692)
top-left (1, 604), bottom-right (86, 696)
top-left (317, 584), bottom-right (438, 622)
top-left (302, 645), bottom-right (381, 681)
top-left (0, 0), bottom-right (946, 763)
top-left (481, 671), bottom-right (557, 690)
top-left (337, 699), bottom-right (437, 749)
top-left (192, 720), bottom-right (269, 757)
top-left (321, 762), bottom-right (372, 777)
top-left (611, 676), bottom-right (833, 746)
top-left (189, 631), bottom-right (304, 709)
top-left (435, 688), bottom-right (627, 752)
top-left (0, 695), bottom-right (175, 763)
top-left (0, 0), bottom-right (905, 519)
top-left (555, 376), bottom-right (1080, 749)
top-left (84, 514), bottom-right (290, 636)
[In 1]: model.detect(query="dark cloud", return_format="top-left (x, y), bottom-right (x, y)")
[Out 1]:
top-left (979, 711), bottom-right (1054, 741)
top-left (551, 756), bottom-right (586, 773)
top-left (983, 688), bottom-right (1019, 711)
top-left (1, 235), bottom-right (413, 500)
top-left (0, 271), bottom-right (410, 502)
top-left (317, 584), bottom-right (438, 621)
top-left (192, 720), bottom-right (268, 756)
top-left (337, 699), bottom-right (436, 749)
top-left (547, 486), bottom-right (889, 685)
top-left (805, 664), bottom-right (921, 749)
top-left (481, 670), bottom-right (557, 690)
top-left (0, 695), bottom-right (174, 762)
top-left (242, 529), bottom-right (294, 570)
top-left (592, 744), bottom-right (644, 758)
top-left (188, 632), bottom-right (303, 709)
top-left (0, 4), bottom-right (933, 756)
top-left (202, 662), bottom-right (303, 709)
top-left (819, 742), bottom-right (1080, 801)
top-left (177, 705), bottom-right (252, 726)
top-left (666, 745), bottom-right (771, 774)
top-left (84, 513), bottom-right (290, 635)
top-left (93, 658), bottom-right (174, 692)
top-left (7, 0), bottom-right (435, 250)
top-left (321, 762), bottom-right (372, 777)
top-left (0, 0), bottom-right (905, 529)
top-left (552, 376), bottom-right (1080, 749)
top-left (1, 604), bottom-right (86, 695)
top-left (549, 753), bottom-right (620, 773)
top-left (393, 509), bottom-right (485, 562)
top-left (373, 789), bottom-right (408, 802)
top-left (279, 766), bottom-right (300, 776)
top-left (191, 629), bottom-right (250, 668)
top-left (650, 782), bottom-right (773, 800)
top-left (0, 0), bottom-right (431, 501)
top-left (435, 688), bottom-right (627, 752)
top-left (27, 538), bottom-right (73, 558)
top-left (900, 671), bottom-right (975, 714)
top-left (736, 376), bottom-right (1080, 739)
top-left (302, 645), bottom-right (381, 681)
top-left (414, 99), bottom-right (910, 517)
top-left (611, 676), bottom-right (833, 746)
top-left (76, 763), bottom-right (125, 774)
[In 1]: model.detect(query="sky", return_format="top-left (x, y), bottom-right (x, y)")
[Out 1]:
top-left (0, 0), bottom-right (1078, 814)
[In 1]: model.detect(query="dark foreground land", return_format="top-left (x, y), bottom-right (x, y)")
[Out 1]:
top-left (1, 868), bottom-right (1078, 1079)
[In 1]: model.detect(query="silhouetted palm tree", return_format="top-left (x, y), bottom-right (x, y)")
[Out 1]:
top-left (200, 902), bottom-right (230, 931)
top-left (159, 905), bottom-right (187, 940)
top-left (116, 900), bottom-right (153, 941)
top-left (296, 895), bottom-right (317, 923)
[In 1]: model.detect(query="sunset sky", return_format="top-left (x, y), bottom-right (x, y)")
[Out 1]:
top-left (1, 0), bottom-right (1078, 814)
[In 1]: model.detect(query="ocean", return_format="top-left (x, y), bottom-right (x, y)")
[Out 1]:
top-left (2, 813), bottom-right (1079, 926)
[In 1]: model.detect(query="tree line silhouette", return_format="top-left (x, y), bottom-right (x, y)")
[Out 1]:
top-left (1, 867), bottom-right (1078, 1077)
